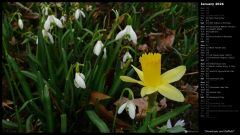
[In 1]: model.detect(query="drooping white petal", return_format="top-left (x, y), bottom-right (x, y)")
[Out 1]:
top-left (42, 29), bottom-right (48, 37)
top-left (60, 16), bottom-right (66, 24)
top-left (53, 16), bottom-right (63, 28)
top-left (47, 32), bottom-right (54, 44)
top-left (93, 40), bottom-right (104, 56)
top-left (74, 73), bottom-right (86, 89)
top-left (115, 28), bottom-right (127, 40)
top-left (36, 37), bottom-right (38, 45)
top-left (79, 10), bottom-right (86, 18)
top-left (18, 19), bottom-right (23, 30)
top-left (126, 25), bottom-right (137, 44)
top-left (127, 101), bottom-right (136, 119)
top-left (117, 102), bottom-right (127, 114)
top-left (74, 80), bottom-right (80, 88)
top-left (44, 16), bottom-right (51, 31)
top-left (75, 9), bottom-right (80, 20)
top-left (174, 119), bottom-right (185, 127)
top-left (80, 73), bottom-right (85, 80)
top-left (123, 51), bottom-right (133, 63)
top-left (167, 119), bottom-right (172, 128)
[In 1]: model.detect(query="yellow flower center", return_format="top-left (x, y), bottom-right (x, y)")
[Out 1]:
top-left (139, 53), bottom-right (162, 87)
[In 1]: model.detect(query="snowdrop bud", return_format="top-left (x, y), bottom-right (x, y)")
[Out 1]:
top-left (74, 72), bottom-right (86, 89)
top-left (18, 19), bottom-right (23, 30)
top-left (167, 119), bottom-right (172, 128)
top-left (103, 48), bottom-right (107, 59)
top-left (123, 51), bottom-right (133, 63)
top-left (36, 37), bottom-right (38, 45)
top-left (93, 40), bottom-right (104, 56)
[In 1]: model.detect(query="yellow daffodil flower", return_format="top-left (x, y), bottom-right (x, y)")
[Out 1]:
top-left (120, 53), bottom-right (186, 102)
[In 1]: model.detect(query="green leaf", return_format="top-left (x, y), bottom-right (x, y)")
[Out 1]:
top-left (2, 119), bottom-right (19, 129)
top-left (61, 114), bottom-right (67, 133)
top-left (140, 9), bottom-right (170, 27)
top-left (85, 110), bottom-right (110, 133)
top-left (42, 84), bottom-right (54, 132)
top-left (26, 114), bottom-right (34, 132)
top-left (167, 125), bottom-right (185, 133)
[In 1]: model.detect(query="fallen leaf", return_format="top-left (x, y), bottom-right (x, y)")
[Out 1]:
top-left (181, 82), bottom-right (198, 108)
top-left (138, 44), bottom-right (149, 52)
top-left (159, 97), bottom-right (167, 109)
top-left (2, 99), bottom-right (13, 110)
top-left (89, 91), bottom-right (111, 105)
top-left (157, 29), bottom-right (176, 52)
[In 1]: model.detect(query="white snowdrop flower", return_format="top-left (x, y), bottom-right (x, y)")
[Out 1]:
top-left (44, 15), bottom-right (63, 31)
top-left (93, 40), bottom-right (104, 56)
top-left (167, 119), bottom-right (172, 128)
top-left (174, 119), bottom-right (185, 127)
top-left (117, 100), bottom-right (136, 119)
top-left (74, 72), bottom-right (86, 89)
top-left (115, 25), bottom-right (137, 44)
top-left (123, 51), bottom-right (133, 63)
top-left (18, 18), bottom-right (23, 30)
top-left (60, 15), bottom-right (66, 24)
top-left (42, 29), bottom-right (54, 44)
top-left (75, 9), bottom-right (85, 20)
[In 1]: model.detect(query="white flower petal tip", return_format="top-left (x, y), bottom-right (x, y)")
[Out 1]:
top-left (18, 19), bottom-right (23, 30)
top-left (117, 100), bottom-right (136, 119)
top-left (53, 16), bottom-right (63, 28)
top-left (115, 25), bottom-right (137, 44)
top-left (93, 40), bottom-right (104, 56)
top-left (167, 119), bottom-right (172, 128)
top-left (123, 51), bottom-right (133, 63)
top-left (42, 29), bottom-right (54, 44)
top-left (174, 119), bottom-right (185, 127)
top-left (74, 73), bottom-right (86, 89)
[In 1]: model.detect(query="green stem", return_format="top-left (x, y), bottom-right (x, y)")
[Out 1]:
top-left (147, 92), bottom-right (158, 113)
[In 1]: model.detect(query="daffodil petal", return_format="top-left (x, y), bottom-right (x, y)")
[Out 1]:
top-left (140, 86), bottom-right (157, 97)
top-left (117, 102), bottom-right (127, 114)
top-left (131, 65), bottom-right (144, 81)
top-left (161, 66), bottom-right (186, 84)
top-left (127, 101), bottom-right (136, 119)
top-left (157, 84), bottom-right (184, 102)
top-left (120, 76), bottom-right (144, 85)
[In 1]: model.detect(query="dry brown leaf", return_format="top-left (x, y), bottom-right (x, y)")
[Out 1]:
top-left (181, 83), bottom-right (199, 108)
top-left (159, 97), bottom-right (167, 109)
top-left (138, 44), bottom-right (148, 52)
top-left (2, 99), bottom-right (13, 110)
top-left (157, 29), bottom-right (176, 52)
top-left (89, 91), bottom-right (111, 105)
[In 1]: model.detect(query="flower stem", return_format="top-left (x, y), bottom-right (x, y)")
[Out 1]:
top-left (147, 92), bottom-right (158, 113)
